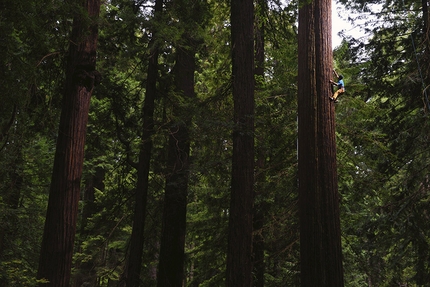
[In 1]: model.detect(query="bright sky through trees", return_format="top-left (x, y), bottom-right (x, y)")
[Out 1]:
top-left (332, 2), bottom-right (347, 47)
top-left (332, 1), bottom-right (356, 47)
top-left (332, 0), bottom-right (381, 48)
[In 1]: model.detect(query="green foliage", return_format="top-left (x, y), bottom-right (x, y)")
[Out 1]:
top-left (0, 0), bottom-right (70, 284)
top-left (2, 0), bottom-right (430, 285)
top-left (0, 134), bottom-right (51, 286)
top-left (334, 1), bottom-right (430, 284)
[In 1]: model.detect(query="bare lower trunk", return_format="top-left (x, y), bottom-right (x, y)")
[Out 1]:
top-left (125, 1), bottom-right (163, 286)
top-left (226, 0), bottom-right (255, 286)
top-left (157, 38), bottom-right (195, 287)
top-left (37, 1), bottom-right (101, 286)
top-left (298, 0), bottom-right (344, 285)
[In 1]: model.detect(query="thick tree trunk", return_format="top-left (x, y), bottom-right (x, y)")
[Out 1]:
top-left (125, 1), bottom-right (163, 286)
top-left (36, 1), bottom-right (101, 286)
top-left (226, 0), bottom-right (255, 286)
top-left (297, 0), bottom-right (344, 286)
top-left (156, 40), bottom-right (195, 287)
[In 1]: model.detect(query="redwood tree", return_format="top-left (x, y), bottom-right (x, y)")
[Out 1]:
top-left (36, 0), bottom-right (101, 286)
top-left (297, 0), bottom-right (344, 286)
top-left (226, 0), bottom-right (255, 286)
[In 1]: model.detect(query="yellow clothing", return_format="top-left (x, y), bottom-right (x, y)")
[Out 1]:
top-left (333, 88), bottom-right (344, 100)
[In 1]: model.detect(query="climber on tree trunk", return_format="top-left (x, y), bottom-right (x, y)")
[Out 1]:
top-left (329, 69), bottom-right (345, 103)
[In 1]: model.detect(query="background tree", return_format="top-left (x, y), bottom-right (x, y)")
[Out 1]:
top-left (70, 0), bottom-right (149, 284)
top-left (124, 0), bottom-right (163, 285)
top-left (297, 0), bottom-right (344, 285)
top-left (226, 0), bottom-right (255, 286)
top-left (37, 0), bottom-right (101, 285)
top-left (1, 0), bottom-right (303, 285)
top-left (5, 0), bottom-right (430, 286)
top-left (157, 0), bottom-right (209, 285)
top-left (0, 0), bottom-right (72, 284)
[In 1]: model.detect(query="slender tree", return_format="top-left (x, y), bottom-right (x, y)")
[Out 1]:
top-left (125, 0), bottom-right (163, 286)
top-left (156, 38), bottom-right (195, 287)
top-left (226, 0), bottom-right (255, 286)
top-left (36, 0), bottom-right (101, 285)
top-left (156, 0), bottom-right (211, 284)
top-left (156, 0), bottom-right (203, 281)
top-left (297, 0), bottom-right (344, 286)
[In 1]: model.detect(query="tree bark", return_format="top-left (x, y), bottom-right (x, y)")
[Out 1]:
top-left (37, 1), bottom-right (101, 286)
top-left (125, 1), bottom-right (163, 286)
top-left (297, 0), bottom-right (344, 286)
top-left (226, 0), bottom-right (255, 286)
top-left (156, 38), bottom-right (195, 287)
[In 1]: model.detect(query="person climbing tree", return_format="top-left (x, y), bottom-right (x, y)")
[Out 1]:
top-left (329, 69), bottom-right (345, 102)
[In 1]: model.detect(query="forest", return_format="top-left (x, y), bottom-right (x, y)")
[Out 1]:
top-left (1, 0), bottom-right (429, 286)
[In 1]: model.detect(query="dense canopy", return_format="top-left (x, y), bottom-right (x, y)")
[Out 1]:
top-left (0, 0), bottom-right (429, 286)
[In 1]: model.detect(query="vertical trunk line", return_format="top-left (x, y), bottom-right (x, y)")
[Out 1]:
top-left (37, 1), bottom-right (101, 286)
top-left (298, 0), bottom-right (344, 285)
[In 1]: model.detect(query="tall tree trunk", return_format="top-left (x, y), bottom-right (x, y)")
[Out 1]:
top-left (125, 1), bottom-right (163, 286)
top-left (156, 39), bottom-right (195, 287)
top-left (226, 0), bottom-right (255, 286)
top-left (297, 0), bottom-right (344, 286)
top-left (37, 0), bottom-right (101, 286)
